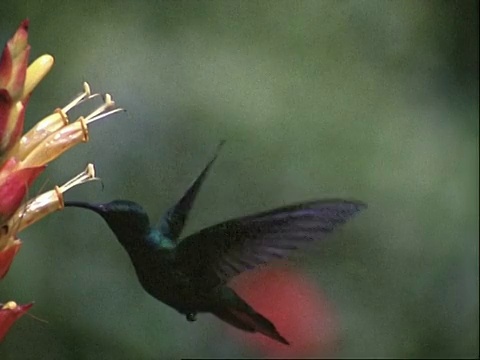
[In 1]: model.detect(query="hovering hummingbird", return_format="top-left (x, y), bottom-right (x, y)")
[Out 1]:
top-left (65, 142), bottom-right (366, 345)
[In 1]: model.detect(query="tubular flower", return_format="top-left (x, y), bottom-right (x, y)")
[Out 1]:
top-left (0, 20), bottom-right (123, 340)
top-left (0, 164), bottom-right (99, 276)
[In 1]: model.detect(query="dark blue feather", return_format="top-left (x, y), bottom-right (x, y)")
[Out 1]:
top-left (158, 141), bottom-right (225, 240)
top-left (175, 199), bottom-right (366, 286)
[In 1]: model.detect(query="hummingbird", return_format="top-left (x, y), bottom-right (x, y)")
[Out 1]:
top-left (65, 142), bottom-right (366, 345)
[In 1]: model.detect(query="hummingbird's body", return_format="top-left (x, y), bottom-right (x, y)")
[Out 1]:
top-left (66, 142), bottom-right (366, 345)
top-left (122, 229), bottom-right (215, 315)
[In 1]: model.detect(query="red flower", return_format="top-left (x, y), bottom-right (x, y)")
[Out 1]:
top-left (229, 264), bottom-right (339, 358)
top-left (0, 301), bottom-right (33, 341)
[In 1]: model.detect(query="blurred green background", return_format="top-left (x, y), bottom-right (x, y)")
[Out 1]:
top-left (1, 0), bottom-right (478, 358)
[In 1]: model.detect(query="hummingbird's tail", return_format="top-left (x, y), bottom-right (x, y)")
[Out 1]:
top-left (212, 288), bottom-right (289, 345)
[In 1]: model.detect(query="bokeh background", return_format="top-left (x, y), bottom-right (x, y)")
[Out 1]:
top-left (0, 1), bottom-right (478, 358)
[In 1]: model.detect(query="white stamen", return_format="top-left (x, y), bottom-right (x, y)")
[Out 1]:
top-left (87, 108), bottom-right (126, 123)
top-left (60, 163), bottom-right (99, 192)
top-left (62, 82), bottom-right (97, 113)
top-left (84, 93), bottom-right (123, 124)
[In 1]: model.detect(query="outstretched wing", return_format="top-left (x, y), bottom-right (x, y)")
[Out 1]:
top-left (175, 199), bottom-right (366, 287)
top-left (158, 141), bottom-right (225, 241)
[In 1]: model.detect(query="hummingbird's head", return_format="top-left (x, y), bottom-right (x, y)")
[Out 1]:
top-left (65, 200), bottom-right (150, 243)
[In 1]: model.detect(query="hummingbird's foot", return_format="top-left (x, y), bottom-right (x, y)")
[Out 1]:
top-left (186, 312), bottom-right (197, 322)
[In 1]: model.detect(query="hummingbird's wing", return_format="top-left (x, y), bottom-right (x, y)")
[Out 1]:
top-left (158, 141), bottom-right (225, 241)
top-left (174, 199), bottom-right (366, 287)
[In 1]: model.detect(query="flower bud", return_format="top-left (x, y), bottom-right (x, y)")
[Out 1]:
top-left (0, 20), bottom-right (30, 102)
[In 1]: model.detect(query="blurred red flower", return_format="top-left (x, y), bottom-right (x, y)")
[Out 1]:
top-left (229, 263), bottom-right (339, 358)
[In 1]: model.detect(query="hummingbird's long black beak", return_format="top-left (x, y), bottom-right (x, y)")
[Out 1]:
top-left (64, 201), bottom-right (106, 215)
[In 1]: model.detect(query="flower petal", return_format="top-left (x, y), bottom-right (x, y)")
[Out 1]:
top-left (0, 239), bottom-right (21, 279)
top-left (0, 300), bottom-right (33, 341)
